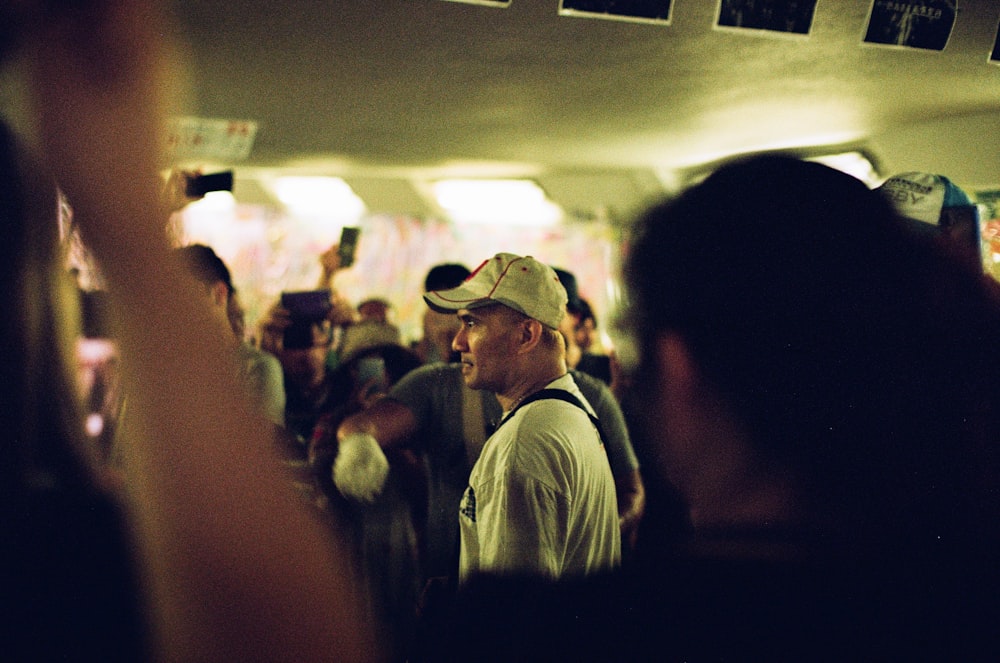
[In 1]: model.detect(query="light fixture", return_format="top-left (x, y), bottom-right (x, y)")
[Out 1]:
top-left (807, 151), bottom-right (879, 186)
top-left (272, 176), bottom-right (366, 219)
top-left (431, 179), bottom-right (563, 226)
top-left (186, 190), bottom-right (237, 212)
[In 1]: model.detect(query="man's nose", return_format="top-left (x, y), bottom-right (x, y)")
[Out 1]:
top-left (452, 326), bottom-right (467, 352)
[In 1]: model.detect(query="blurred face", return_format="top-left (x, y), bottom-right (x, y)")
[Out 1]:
top-left (423, 309), bottom-right (462, 361)
top-left (558, 308), bottom-right (578, 348)
top-left (358, 300), bottom-right (390, 323)
top-left (575, 317), bottom-right (596, 353)
top-left (451, 304), bottom-right (521, 392)
top-left (277, 322), bottom-right (332, 389)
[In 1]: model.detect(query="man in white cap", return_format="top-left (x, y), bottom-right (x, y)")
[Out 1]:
top-left (423, 252), bottom-right (621, 581)
top-left (877, 172), bottom-right (983, 269)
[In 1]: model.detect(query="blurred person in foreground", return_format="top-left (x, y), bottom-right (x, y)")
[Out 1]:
top-left (430, 156), bottom-right (1000, 662)
top-left (9, 2), bottom-right (379, 661)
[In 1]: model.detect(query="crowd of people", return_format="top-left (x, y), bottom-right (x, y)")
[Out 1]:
top-left (4, 2), bottom-right (1000, 661)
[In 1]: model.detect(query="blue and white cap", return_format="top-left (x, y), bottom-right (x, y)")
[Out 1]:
top-left (877, 172), bottom-right (976, 226)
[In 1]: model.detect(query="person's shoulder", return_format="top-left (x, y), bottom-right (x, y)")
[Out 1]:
top-left (570, 368), bottom-right (612, 403)
top-left (407, 360), bottom-right (461, 380)
top-left (387, 361), bottom-right (461, 402)
top-left (238, 342), bottom-right (282, 372)
top-left (575, 354), bottom-right (612, 385)
top-left (514, 395), bottom-right (597, 444)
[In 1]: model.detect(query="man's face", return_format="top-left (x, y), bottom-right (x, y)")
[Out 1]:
top-left (452, 304), bottom-right (521, 392)
top-left (557, 308), bottom-right (579, 350)
top-left (575, 317), bottom-right (596, 353)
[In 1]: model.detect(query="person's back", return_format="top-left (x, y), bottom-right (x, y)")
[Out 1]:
top-left (613, 155), bottom-right (1000, 658)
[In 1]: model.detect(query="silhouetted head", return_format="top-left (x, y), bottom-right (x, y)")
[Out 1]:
top-left (622, 155), bottom-right (1000, 544)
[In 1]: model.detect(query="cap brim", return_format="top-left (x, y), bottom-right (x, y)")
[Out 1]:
top-left (423, 286), bottom-right (493, 314)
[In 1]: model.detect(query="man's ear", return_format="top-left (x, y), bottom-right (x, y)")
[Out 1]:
top-left (210, 281), bottom-right (229, 308)
top-left (654, 332), bottom-right (700, 411)
top-left (517, 318), bottom-right (544, 353)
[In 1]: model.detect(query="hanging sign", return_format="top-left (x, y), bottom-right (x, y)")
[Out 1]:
top-left (164, 116), bottom-right (258, 163)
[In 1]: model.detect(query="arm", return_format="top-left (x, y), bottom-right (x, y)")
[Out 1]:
top-left (616, 468), bottom-right (646, 551)
top-left (30, 4), bottom-right (378, 661)
top-left (571, 370), bottom-right (646, 545)
top-left (338, 397), bottom-right (419, 450)
top-left (331, 398), bottom-right (419, 501)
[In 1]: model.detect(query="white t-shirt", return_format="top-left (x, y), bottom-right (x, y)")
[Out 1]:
top-left (458, 374), bottom-right (621, 581)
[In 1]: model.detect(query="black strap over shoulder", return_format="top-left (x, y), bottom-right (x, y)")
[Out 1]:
top-left (493, 388), bottom-right (605, 446)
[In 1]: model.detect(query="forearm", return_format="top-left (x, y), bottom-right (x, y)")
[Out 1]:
top-left (337, 398), bottom-right (417, 450)
top-left (30, 3), bottom-right (378, 660)
top-left (616, 469), bottom-right (646, 546)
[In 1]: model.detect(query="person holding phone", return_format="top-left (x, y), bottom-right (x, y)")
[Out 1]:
top-left (258, 240), bottom-right (360, 443)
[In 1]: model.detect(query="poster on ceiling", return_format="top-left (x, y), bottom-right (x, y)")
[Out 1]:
top-left (715, 0), bottom-right (819, 35)
top-left (991, 19), bottom-right (1000, 62)
top-left (439, 0), bottom-right (510, 6)
top-left (863, 0), bottom-right (957, 51)
top-left (559, 0), bottom-right (672, 24)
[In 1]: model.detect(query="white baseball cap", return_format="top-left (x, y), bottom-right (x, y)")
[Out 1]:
top-left (423, 253), bottom-right (567, 329)
top-left (877, 172), bottom-right (975, 226)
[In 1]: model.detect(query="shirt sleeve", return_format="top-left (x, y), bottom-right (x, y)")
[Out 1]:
top-left (246, 350), bottom-right (286, 426)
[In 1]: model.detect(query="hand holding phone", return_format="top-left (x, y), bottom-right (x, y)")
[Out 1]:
top-left (337, 226), bottom-right (360, 268)
top-left (280, 290), bottom-right (333, 350)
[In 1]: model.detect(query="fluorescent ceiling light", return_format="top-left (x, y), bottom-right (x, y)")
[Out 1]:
top-left (808, 151), bottom-right (879, 186)
top-left (432, 179), bottom-right (563, 226)
top-left (272, 176), bottom-right (366, 218)
top-left (186, 190), bottom-right (236, 212)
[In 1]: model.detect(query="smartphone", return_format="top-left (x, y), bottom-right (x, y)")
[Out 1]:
top-left (280, 289), bottom-right (332, 321)
top-left (185, 170), bottom-right (234, 197)
top-left (338, 226), bottom-right (360, 268)
top-left (280, 290), bottom-right (332, 350)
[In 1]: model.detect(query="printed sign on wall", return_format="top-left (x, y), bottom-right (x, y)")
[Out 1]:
top-left (716, 0), bottom-right (819, 35)
top-left (165, 117), bottom-right (259, 163)
top-left (991, 20), bottom-right (1000, 62)
top-left (863, 1), bottom-right (957, 51)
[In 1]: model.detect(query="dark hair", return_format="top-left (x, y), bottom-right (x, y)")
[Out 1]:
top-left (553, 267), bottom-right (583, 315)
top-left (624, 155), bottom-right (1000, 542)
top-left (0, 120), bottom-right (91, 494)
top-left (1, 119), bottom-right (149, 658)
top-left (175, 244), bottom-right (234, 295)
top-left (424, 263), bottom-right (471, 292)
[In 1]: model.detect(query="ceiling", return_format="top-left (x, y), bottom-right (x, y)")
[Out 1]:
top-left (167, 0), bottom-right (1000, 221)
